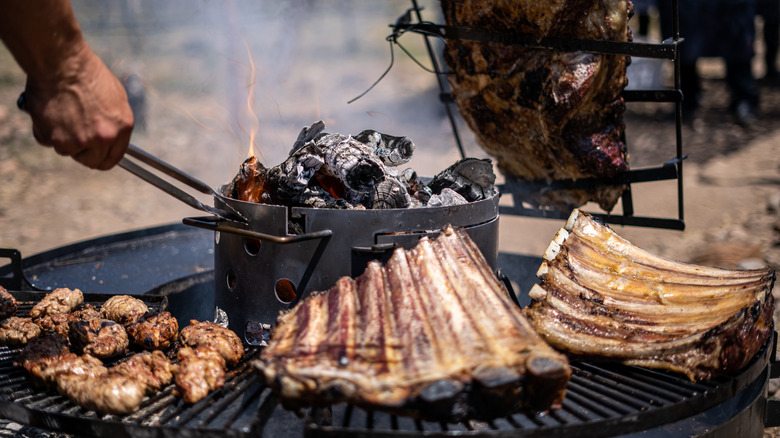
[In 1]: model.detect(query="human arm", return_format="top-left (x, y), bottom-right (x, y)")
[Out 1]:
top-left (0, 0), bottom-right (133, 170)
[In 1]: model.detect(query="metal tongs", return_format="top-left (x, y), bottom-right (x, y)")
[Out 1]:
top-left (119, 144), bottom-right (248, 224)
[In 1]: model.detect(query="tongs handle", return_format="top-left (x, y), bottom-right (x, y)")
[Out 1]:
top-left (119, 144), bottom-right (247, 223)
top-left (125, 145), bottom-right (214, 196)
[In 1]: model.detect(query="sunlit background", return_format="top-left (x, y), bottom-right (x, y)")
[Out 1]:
top-left (0, 0), bottom-right (778, 274)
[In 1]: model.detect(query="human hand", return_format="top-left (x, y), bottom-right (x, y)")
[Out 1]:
top-left (19, 47), bottom-right (134, 170)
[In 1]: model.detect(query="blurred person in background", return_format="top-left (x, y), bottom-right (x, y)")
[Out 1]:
top-left (757, 0), bottom-right (780, 81)
top-left (0, 0), bottom-right (134, 170)
top-left (658, 0), bottom-right (759, 127)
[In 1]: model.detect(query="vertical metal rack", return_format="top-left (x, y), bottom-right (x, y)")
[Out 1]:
top-left (392, 0), bottom-right (686, 230)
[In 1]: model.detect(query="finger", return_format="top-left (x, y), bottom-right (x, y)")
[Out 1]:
top-left (96, 127), bottom-right (132, 171)
top-left (31, 124), bottom-right (52, 147)
top-left (72, 148), bottom-right (102, 169)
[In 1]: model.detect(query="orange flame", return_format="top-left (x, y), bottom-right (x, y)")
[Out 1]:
top-left (244, 40), bottom-right (259, 159)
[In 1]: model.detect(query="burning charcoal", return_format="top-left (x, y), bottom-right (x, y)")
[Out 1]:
top-left (353, 130), bottom-right (415, 167)
top-left (427, 188), bottom-right (468, 207)
top-left (228, 156), bottom-right (267, 203)
top-left (312, 133), bottom-right (386, 194)
top-left (400, 168), bottom-right (432, 205)
top-left (294, 185), bottom-right (359, 209)
top-left (369, 177), bottom-right (411, 209)
top-left (289, 120), bottom-right (326, 155)
top-left (264, 152), bottom-right (325, 204)
top-left (428, 158), bottom-right (497, 202)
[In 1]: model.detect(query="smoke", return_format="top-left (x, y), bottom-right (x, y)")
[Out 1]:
top-left (71, 0), bottom-right (477, 185)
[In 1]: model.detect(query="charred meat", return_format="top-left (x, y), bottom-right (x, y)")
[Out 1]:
top-left (15, 333), bottom-right (78, 388)
top-left (101, 294), bottom-right (149, 325)
top-left (112, 350), bottom-right (174, 394)
top-left (440, 0), bottom-right (631, 211)
top-left (175, 346), bottom-right (227, 404)
top-left (0, 316), bottom-right (41, 346)
top-left (179, 320), bottom-right (244, 366)
top-left (29, 288), bottom-right (83, 319)
top-left (524, 209), bottom-right (776, 380)
top-left (69, 318), bottom-right (129, 358)
top-left (255, 225), bottom-right (570, 421)
top-left (58, 372), bottom-right (146, 415)
top-left (0, 286), bottom-right (17, 319)
top-left (126, 311), bottom-right (179, 350)
top-left (36, 304), bottom-right (100, 338)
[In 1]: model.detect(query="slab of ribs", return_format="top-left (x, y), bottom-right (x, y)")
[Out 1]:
top-left (254, 226), bottom-right (571, 421)
top-left (524, 209), bottom-right (776, 380)
top-left (440, 0), bottom-right (632, 212)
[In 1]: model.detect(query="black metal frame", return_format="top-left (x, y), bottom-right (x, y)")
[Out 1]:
top-left (394, 0), bottom-right (686, 230)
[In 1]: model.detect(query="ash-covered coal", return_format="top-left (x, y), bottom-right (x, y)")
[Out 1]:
top-left (228, 121), bottom-right (497, 209)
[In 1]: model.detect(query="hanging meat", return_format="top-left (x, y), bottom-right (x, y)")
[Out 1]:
top-left (524, 209), bottom-right (776, 380)
top-left (440, 0), bottom-right (632, 211)
top-left (254, 225), bottom-right (570, 421)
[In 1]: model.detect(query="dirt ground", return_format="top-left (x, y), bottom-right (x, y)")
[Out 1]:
top-left (1, 1), bottom-right (780, 436)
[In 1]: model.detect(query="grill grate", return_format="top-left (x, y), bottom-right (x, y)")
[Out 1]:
top-left (304, 341), bottom-right (771, 438)
top-left (0, 292), bottom-right (771, 438)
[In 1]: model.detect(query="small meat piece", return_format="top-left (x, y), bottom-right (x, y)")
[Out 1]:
top-left (69, 318), bottom-right (129, 358)
top-left (0, 286), bottom-right (17, 319)
top-left (37, 304), bottom-right (100, 338)
top-left (179, 320), bottom-right (244, 366)
top-left (58, 372), bottom-right (146, 415)
top-left (29, 288), bottom-right (83, 319)
top-left (175, 346), bottom-right (226, 404)
top-left (126, 311), bottom-right (179, 350)
top-left (16, 334), bottom-right (108, 389)
top-left (112, 350), bottom-right (173, 394)
top-left (101, 295), bottom-right (148, 325)
top-left (0, 316), bottom-right (41, 346)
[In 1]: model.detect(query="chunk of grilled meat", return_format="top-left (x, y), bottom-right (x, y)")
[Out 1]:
top-left (101, 295), bottom-right (148, 325)
top-left (0, 286), bottom-right (17, 320)
top-left (29, 288), bottom-right (83, 319)
top-left (69, 318), bottom-right (129, 358)
top-left (112, 350), bottom-right (174, 394)
top-left (57, 372), bottom-right (146, 415)
top-left (255, 226), bottom-right (570, 421)
top-left (126, 311), bottom-right (179, 350)
top-left (0, 316), bottom-right (41, 346)
top-left (175, 346), bottom-right (226, 404)
top-left (36, 304), bottom-right (100, 338)
top-left (524, 209), bottom-right (776, 381)
top-left (440, 0), bottom-right (631, 211)
top-left (179, 320), bottom-right (244, 366)
top-left (14, 333), bottom-right (108, 388)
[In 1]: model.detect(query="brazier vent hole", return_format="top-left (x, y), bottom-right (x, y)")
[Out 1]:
top-left (275, 279), bottom-right (297, 303)
top-left (226, 269), bottom-right (237, 292)
top-left (244, 239), bottom-right (262, 256)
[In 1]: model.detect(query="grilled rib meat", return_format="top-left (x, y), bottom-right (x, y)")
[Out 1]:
top-left (126, 311), bottom-right (179, 350)
top-left (175, 346), bottom-right (226, 404)
top-left (0, 286), bottom-right (17, 319)
top-left (179, 320), bottom-right (244, 366)
top-left (29, 288), bottom-right (83, 319)
top-left (524, 209), bottom-right (776, 380)
top-left (255, 226), bottom-right (570, 421)
top-left (0, 316), bottom-right (41, 346)
top-left (69, 318), bottom-right (129, 358)
top-left (440, 0), bottom-right (631, 211)
top-left (101, 295), bottom-right (149, 325)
